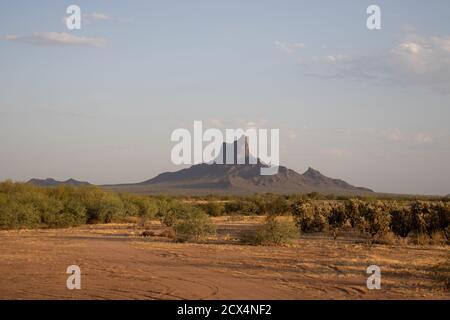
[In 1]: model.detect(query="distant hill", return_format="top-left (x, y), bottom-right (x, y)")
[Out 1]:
top-left (27, 178), bottom-right (91, 187)
top-left (105, 138), bottom-right (373, 195)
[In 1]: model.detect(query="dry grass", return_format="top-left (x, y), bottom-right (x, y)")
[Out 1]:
top-left (0, 216), bottom-right (448, 300)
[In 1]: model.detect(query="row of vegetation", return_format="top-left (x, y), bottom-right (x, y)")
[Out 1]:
top-left (290, 199), bottom-right (449, 244)
top-left (0, 181), bottom-right (216, 243)
top-left (0, 181), bottom-right (160, 228)
top-left (166, 192), bottom-right (450, 202)
top-left (0, 181), bottom-right (448, 245)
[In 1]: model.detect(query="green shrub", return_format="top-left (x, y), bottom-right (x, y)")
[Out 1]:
top-left (197, 201), bottom-right (224, 217)
top-left (158, 200), bottom-right (190, 227)
top-left (35, 197), bottom-right (65, 226)
top-left (306, 192), bottom-right (324, 200)
top-left (96, 194), bottom-right (124, 223)
top-left (133, 197), bottom-right (158, 219)
top-left (240, 216), bottom-right (298, 245)
top-left (173, 208), bottom-right (215, 242)
top-left (0, 194), bottom-right (40, 229)
top-left (224, 200), bottom-right (259, 216)
top-left (74, 188), bottom-right (124, 223)
top-left (60, 200), bottom-right (87, 227)
top-left (264, 196), bottom-right (290, 216)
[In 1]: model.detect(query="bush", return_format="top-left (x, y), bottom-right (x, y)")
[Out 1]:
top-left (34, 196), bottom-right (64, 226)
top-left (158, 200), bottom-right (191, 227)
top-left (224, 200), bottom-right (259, 216)
top-left (97, 194), bottom-right (124, 223)
top-left (121, 198), bottom-right (140, 217)
top-left (357, 201), bottom-right (391, 243)
top-left (120, 194), bottom-right (158, 225)
top-left (410, 201), bottom-right (433, 236)
top-left (60, 200), bottom-right (87, 227)
top-left (173, 208), bottom-right (216, 242)
top-left (390, 205), bottom-right (412, 238)
top-left (264, 196), bottom-right (290, 216)
top-left (0, 194), bottom-right (40, 229)
top-left (133, 197), bottom-right (158, 219)
top-left (327, 203), bottom-right (347, 239)
top-left (197, 201), bottom-right (224, 217)
top-left (240, 216), bottom-right (298, 245)
top-left (410, 201), bottom-right (449, 240)
top-left (71, 187), bottom-right (123, 223)
top-left (290, 200), bottom-right (328, 233)
top-left (344, 199), bottom-right (364, 227)
top-left (306, 192), bottom-right (324, 200)
top-left (431, 202), bottom-right (449, 240)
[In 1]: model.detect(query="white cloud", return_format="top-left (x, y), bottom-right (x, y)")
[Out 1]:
top-left (288, 29), bottom-right (450, 93)
top-left (0, 32), bottom-right (106, 47)
top-left (382, 129), bottom-right (433, 144)
top-left (232, 118), bottom-right (268, 130)
top-left (415, 133), bottom-right (433, 143)
top-left (87, 12), bottom-right (114, 21)
top-left (275, 41), bottom-right (306, 54)
top-left (390, 35), bottom-right (450, 73)
top-left (383, 128), bottom-right (405, 142)
top-left (310, 54), bottom-right (351, 64)
top-left (62, 12), bottom-right (128, 26)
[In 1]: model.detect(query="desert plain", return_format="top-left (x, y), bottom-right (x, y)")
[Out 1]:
top-left (0, 217), bottom-right (448, 300)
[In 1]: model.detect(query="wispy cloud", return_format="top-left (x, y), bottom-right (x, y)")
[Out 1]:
top-left (281, 28), bottom-right (450, 93)
top-left (309, 54), bottom-right (351, 64)
top-left (86, 12), bottom-right (115, 22)
top-left (383, 128), bottom-right (405, 142)
top-left (62, 11), bottom-right (129, 26)
top-left (382, 128), bottom-right (433, 144)
top-left (238, 119), bottom-right (268, 130)
top-left (415, 132), bottom-right (433, 143)
top-left (386, 34), bottom-right (450, 92)
top-left (0, 32), bottom-right (106, 47)
top-left (275, 41), bottom-right (306, 54)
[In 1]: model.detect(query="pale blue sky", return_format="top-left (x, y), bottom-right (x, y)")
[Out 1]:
top-left (1, 0), bottom-right (449, 195)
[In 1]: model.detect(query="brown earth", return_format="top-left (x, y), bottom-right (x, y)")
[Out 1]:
top-left (0, 218), bottom-right (448, 300)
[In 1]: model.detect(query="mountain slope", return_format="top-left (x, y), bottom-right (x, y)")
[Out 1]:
top-left (28, 138), bottom-right (374, 195)
top-left (125, 162), bottom-right (372, 195)
top-left (27, 178), bottom-right (91, 187)
top-left (124, 138), bottom-right (373, 194)
top-left (104, 140), bottom-right (371, 194)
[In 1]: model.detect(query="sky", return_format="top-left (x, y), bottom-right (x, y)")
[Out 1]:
top-left (0, 0), bottom-right (449, 195)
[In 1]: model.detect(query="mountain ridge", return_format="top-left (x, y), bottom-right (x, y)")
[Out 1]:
top-left (27, 178), bottom-right (91, 187)
top-left (27, 138), bottom-right (374, 195)
top-left (129, 162), bottom-right (373, 195)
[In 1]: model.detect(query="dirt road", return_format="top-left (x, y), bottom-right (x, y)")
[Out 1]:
top-left (0, 223), bottom-right (448, 299)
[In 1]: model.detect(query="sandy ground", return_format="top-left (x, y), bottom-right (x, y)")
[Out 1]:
top-left (0, 218), bottom-right (448, 300)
